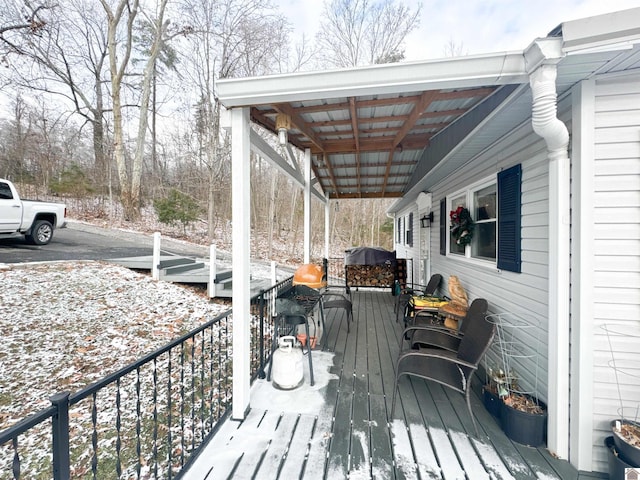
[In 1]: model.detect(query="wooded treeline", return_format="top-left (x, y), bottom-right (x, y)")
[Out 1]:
top-left (0, 0), bottom-right (421, 261)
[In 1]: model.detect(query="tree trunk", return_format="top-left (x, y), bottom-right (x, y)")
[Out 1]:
top-left (267, 172), bottom-right (277, 258)
top-left (131, 1), bottom-right (169, 222)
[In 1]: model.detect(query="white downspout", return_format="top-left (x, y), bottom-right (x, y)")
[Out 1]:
top-left (525, 39), bottom-right (570, 460)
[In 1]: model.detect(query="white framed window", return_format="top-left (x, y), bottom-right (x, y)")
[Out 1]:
top-left (448, 176), bottom-right (497, 263)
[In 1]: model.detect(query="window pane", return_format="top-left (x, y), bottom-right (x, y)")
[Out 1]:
top-left (472, 222), bottom-right (496, 260)
top-left (475, 184), bottom-right (496, 220)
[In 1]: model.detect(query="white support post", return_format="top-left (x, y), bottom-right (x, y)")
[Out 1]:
top-left (208, 244), bottom-right (217, 299)
top-left (231, 107), bottom-right (251, 420)
top-left (271, 261), bottom-right (277, 285)
top-left (303, 148), bottom-right (311, 264)
top-left (152, 232), bottom-right (161, 281)
top-left (325, 199), bottom-right (330, 261)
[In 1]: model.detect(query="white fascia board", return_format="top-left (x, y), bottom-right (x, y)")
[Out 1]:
top-left (217, 52), bottom-right (528, 107)
top-left (249, 130), bottom-right (326, 203)
top-left (562, 7), bottom-right (640, 53)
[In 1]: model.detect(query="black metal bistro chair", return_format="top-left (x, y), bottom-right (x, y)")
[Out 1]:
top-left (320, 290), bottom-right (353, 333)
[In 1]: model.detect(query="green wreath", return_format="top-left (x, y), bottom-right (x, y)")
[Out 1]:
top-left (450, 206), bottom-right (474, 247)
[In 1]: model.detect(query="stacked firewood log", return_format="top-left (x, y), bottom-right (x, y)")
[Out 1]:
top-left (345, 264), bottom-right (395, 287)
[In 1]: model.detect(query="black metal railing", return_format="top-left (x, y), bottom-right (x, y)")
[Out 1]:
top-left (0, 276), bottom-right (294, 480)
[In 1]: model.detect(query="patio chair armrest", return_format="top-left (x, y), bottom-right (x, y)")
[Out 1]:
top-left (402, 325), bottom-right (462, 339)
top-left (397, 349), bottom-right (479, 371)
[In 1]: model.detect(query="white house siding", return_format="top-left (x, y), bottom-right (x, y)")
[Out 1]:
top-left (588, 74), bottom-right (640, 474)
top-left (395, 91), bottom-right (576, 410)
top-left (394, 207), bottom-right (420, 287)
top-left (408, 120), bottom-right (553, 406)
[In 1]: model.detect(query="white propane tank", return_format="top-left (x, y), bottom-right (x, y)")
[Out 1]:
top-left (271, 336), bottom-right (304, 390)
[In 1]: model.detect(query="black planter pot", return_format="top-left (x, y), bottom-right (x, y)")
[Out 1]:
top-left (500, 397), bottom-right (547, 447)
top-left (606, 436), bottom-right (637, 479)
top-left (482, 387), bottom-right (502, 420)
top-left (611, 419), bottom-right (640, 467)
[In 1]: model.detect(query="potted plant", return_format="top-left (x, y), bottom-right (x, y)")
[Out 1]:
top-left (486, 313), bottom-right (547, 446)
top-left (610, 419), bottom-right (640, 467)
top-left (482, 366), bottom-right (506, 420)
top-left (603, 324), bottom-right (640, 468)
top-left (500, 385), bottom-right (547, 447)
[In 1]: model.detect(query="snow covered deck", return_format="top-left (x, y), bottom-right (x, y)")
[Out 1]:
top-left (183, 290), bottom-right (584, 479)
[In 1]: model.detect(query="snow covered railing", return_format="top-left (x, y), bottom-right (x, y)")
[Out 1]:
top-left (0, 276), bottom-right (295, 479)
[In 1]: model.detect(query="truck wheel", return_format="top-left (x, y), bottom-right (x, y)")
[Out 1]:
top-left (27, 220), bottom-right (54, 245)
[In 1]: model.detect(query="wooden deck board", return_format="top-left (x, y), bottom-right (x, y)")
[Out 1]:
top-left (183, 288), bottom-right (584, 480)
top-left (279, 414), bottom-right (317, 478)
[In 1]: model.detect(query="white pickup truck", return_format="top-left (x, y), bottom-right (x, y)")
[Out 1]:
top-left (0, 179), bottom-right (67, 245)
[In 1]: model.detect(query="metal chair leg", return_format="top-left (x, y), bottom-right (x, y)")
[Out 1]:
top-left (304, 319), bottom-right (315, 386)
top-left (466, 388), bottom-right (479, 436)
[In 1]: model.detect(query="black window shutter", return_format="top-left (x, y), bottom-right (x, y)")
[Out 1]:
top-left (440, 199), bottom-right (446, 256)
top-left (397, 217), bottom-right (402, 243)
top-left (408, 212), bottom-right (413, 247)
top-left (497, 164), bottom-right (522, 272)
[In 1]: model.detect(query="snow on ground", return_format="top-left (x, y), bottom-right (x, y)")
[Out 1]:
top-left (0, 260), bottom-right (229, 430)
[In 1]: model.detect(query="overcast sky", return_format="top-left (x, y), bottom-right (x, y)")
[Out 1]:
top-left (276, 0), bottom-right (640, 61)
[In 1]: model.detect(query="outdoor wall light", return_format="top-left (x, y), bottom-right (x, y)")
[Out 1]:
top-left (420, 212), bottom-right (434, 228)
top-left (275, 113), bottom-right (291, 146)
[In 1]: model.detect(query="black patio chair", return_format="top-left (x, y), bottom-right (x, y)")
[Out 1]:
top-left (402, 298), bottom-right (488, 351)
top-left (395, 273), bottom-right (442, 323)
top-left (320, 290), bottom-right (353, 333)
top-left (391, 298), bottom-right (495, 436)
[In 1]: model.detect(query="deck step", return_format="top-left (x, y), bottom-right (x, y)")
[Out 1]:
top-left (158, 257), bottom-right (196, 269)
top-left (163, 261), bottom-right (205, 275)
top-left (214, 270), bottom-right (233, 283)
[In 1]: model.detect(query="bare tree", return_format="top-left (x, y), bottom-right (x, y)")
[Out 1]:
top-left (101, 0), bottom-right (185, 221)
top-left (0, 0), bottom-right (50, 58)
top-left (178, 0), bottom-right (290, 240)
top-left (443, 38), bottom-right (467, 57)
top-left (1, 0), bottom-right (113, 187)
top-left (316, 0), bottom-right (421, 68)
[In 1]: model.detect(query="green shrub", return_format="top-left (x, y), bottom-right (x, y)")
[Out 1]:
top-left (153, 189), bottom-right (201, 233)
top-left (50, 164), bottom-right (94, 196)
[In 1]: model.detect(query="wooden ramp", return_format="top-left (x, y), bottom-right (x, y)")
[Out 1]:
top-left (108, 255), bottom-right (271, 298)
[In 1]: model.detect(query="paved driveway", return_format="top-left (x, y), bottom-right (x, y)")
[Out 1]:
top-left (0, 222), bottom-right (209, 264)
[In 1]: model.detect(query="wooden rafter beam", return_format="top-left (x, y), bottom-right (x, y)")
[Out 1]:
top-left (349, 97), bottom-right (361, 195)
top-left (303, 133), bottom-right (432, 154)
top-left (382, 90), bottom-right (439, 193)
top-left (281, 86), bottom-right (496, 114)
top-left (272, 103), bottom-right (342, 197)
top-left (327, 191), bottom-right (403, 199)
top-left (316, 158), bottom-right (417, 170)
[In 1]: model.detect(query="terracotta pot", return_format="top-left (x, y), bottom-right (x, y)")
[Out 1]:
top-left (296, 333), bottom-right (307, 347)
